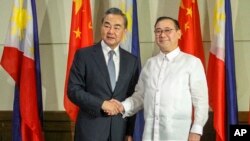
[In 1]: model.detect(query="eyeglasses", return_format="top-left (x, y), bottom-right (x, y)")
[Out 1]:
top-left (154, 28), bottom-right (175, 36)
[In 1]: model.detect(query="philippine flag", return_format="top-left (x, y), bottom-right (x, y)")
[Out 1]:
top-left (0, 0), bottom-right (44, 141)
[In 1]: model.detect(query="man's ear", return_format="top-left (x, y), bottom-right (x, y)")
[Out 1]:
top-left (124, 28), bottom-right (128, 34)
top-left (177, 30), bottom-right (182, 39)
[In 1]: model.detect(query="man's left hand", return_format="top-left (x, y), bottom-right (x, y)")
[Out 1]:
top-left (188, 133), bottom-right (201, 141)
top-left (125, 135), bottom-right (133, 141)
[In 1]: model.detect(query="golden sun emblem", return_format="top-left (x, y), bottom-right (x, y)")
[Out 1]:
top-left (11, 0), bottom-right (31, 39)
top-left (213, 0), bottom-right (225, 34)
top-left (119, 2), bottom-right (133, 42)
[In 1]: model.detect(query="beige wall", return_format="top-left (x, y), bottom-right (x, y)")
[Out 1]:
top-left (0, 0), bottom-right (250, 111)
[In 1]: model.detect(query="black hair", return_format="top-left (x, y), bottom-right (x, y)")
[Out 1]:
top-left (154, 16), bottom-right (180, 30)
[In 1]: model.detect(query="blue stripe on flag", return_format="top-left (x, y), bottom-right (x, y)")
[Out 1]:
top-left (13, 86), bottom-right (21, 141)
top-left (31, 0), bottom-right (43, 125)
top-left (225, 0), bottom-right (238, 139)
top-left (133, 110), bottom-right (144, 141)
top-left (225, 0), bottom-right (238, 125)
top-left (131, 0), bottom-right (141, 68)
top-left (131, 0), bottom-right (144, 141)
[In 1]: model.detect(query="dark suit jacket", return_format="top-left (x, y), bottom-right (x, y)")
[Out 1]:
top-left (68, 42), bottom-right (139, 141)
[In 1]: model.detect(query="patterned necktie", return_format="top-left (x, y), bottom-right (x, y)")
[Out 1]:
top-left (108, 50), bottom-right (116, 91)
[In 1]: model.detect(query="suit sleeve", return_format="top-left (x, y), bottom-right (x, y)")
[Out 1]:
top-left (125, 58), bottom-right (140, 136)
top-left (67, 50), bottom-right (103, 117)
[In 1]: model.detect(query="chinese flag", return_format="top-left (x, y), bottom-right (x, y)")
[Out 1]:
top-left (64, 0), bottom-right (93, 122)
top-left (178, 0), bottom-right (205, 68)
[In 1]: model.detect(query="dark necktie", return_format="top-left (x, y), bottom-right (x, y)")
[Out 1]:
top-left (108, 50), bottom-right (116, 91)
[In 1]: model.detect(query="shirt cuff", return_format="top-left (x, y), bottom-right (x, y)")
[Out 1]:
top-left (190, 124), bottom-right (203, 135)
top-left (121, 101), bottom-right (131, 118)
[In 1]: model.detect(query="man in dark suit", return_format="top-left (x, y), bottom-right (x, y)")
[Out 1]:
top-left (67, 7), bottom-right (139, 141)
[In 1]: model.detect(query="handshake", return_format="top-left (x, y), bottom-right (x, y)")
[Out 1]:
top-left (101, 99), bottom-right (125, 116)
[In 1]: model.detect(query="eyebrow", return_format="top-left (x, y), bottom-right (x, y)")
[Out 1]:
top-left (114, 24), bottom-right (122, 27)
top-left (155, 27), bottom-right (173, 30)
top-left (103, 21), bottom-right (122, 27)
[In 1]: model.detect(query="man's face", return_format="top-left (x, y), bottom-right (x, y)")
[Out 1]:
top-left (101, 14), bottom-right (127, 49)
top-left (154, 19), bottom-right (181, 53)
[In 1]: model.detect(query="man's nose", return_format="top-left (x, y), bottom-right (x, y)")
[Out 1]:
top-left (107, 27), bottom-right (115, 34)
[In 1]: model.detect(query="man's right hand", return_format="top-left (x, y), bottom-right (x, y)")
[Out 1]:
top-left (110, 99), bottom-right (124, 113)
top-left (101, 99), bottom-right (122, 115)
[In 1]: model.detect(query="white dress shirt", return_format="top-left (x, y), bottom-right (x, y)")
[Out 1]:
top-left (122, 47), bottom-right (209, 141)
top-left (101, 40), bottom-right (120, 81)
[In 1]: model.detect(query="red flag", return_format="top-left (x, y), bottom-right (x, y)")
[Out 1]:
top-left (0, 0), bottom-right (44, 140)
top-left (64, 0), bottom-right (93, 121)
top-left (207, 0), bottom-right (226, 140)
top-left (178, 0), bottom-right (206, 68)
top-left (207, 47), bottom-right (225, 141)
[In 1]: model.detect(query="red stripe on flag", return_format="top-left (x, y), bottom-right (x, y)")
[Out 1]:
top-left (207, 53), bottom-right (225, 141)
top-left (20, 56), bottom-right (43, 141)
top-left (1, 47), bottom-right (44, 141)
top-left (20, 56), bottom-right (43, 140)
top-left (1, 47), bottom-right (23, 82)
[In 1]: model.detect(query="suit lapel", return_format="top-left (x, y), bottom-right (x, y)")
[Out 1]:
top-left (92, 43), bottom-right (112, 91)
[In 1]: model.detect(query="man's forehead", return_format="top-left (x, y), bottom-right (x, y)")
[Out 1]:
top-left (155, 20), bottom-right (174, 28)
top-left (103, 15), bottom-right (124, 25)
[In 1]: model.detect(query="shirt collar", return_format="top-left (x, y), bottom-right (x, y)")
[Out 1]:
top-left (101, 40), bottom-right (119, 56)
top-left (158, 47), bottom-right (180, 61)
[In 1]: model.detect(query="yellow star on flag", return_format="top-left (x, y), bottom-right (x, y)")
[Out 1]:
top-left (73, 27), bottom-right (81, 38)
top-left (184, 22), bottom-right (190, 31)
top-left (88, 21), bottom-right (92, 29)
top-left (74, 0), bottom-right (82, 14)
top-left (180, 0), bottom-right (185, 9)
top-left (186, 8), bottom-right (192, 17)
